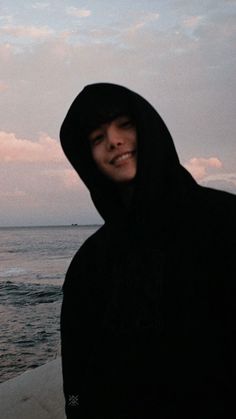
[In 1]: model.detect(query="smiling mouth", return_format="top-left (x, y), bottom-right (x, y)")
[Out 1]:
top-left (110, 151), bottom-right (136, 166)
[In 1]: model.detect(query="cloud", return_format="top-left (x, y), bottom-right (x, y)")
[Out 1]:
top-left (184, 157), bottom-right (223, 180)
top-left (126, 12), bottom-right (160, 35)
top-left (0, 131), bottom-right (64, 163)
top-left (66, 7), bottom-right (91, 18)
top-left (200, 172), bottom-right (236, 194)
top-left (0, 43), bottom-right (15, 61)
top-left (0, 189), bottom-right (27, 198)
top-left (143, 12), bottom-right (160, 23)
top-left (0, 160), bottom-right (99, 226)
top-left (1, 25), bottom-right (54, 39)
top-left (0, 15), bottom-right (13, 24)
top-left (32, 2), bottom-right (50, 9)
top-left (183, 15), bottom-right (204, 29)
top-left (202, 172), bottom-right (236, 185)
top-left (42, 168), bottom-right (81, 190)
top-left (0, 81), bottom-right (8, 92)
top-left (62, 169), bottom-right (80, 188)
top-left (0, 1), bottom-right (234, 226)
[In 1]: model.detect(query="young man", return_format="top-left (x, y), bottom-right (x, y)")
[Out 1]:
top-left (60, 83), bottom-right (236, 418)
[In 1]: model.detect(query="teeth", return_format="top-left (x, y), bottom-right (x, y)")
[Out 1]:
top-left (113, 153), bottom-right (132, 164)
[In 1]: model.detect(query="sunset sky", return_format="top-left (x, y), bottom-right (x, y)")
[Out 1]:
top-left (0, 0), bottom-right (235, 226)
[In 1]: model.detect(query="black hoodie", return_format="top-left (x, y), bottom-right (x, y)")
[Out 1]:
top-left (60, 83), bottom-right (236, 418)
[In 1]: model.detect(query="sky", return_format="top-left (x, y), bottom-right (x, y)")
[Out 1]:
top-left (0, 0), bottom-right (235, 226)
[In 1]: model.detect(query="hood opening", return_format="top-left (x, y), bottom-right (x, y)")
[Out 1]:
top-left (60, 82), bottom-right (196, 223)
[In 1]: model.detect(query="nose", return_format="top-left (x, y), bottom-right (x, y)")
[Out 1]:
top-left (106, 126), bottom-right (123, 149)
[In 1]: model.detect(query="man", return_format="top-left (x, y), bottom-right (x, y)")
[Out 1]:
top-left (60, 83), bottom-right (236, 418)
top-left (88, 114), bottom-right (137, 183)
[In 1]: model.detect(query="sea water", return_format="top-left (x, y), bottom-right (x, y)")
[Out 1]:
top-left (0, 225), bottom-right (99, 383)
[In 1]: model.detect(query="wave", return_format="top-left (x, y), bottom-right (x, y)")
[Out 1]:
top-left (0, 281), bottom-right (62, 307)
top-left (6, 248), bottom-right (28, 254)
top-left (0, 267), bottom-right (28, 278)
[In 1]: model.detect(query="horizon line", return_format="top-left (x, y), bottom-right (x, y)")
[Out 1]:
top-left (0, 223), bottom-right (103, 229)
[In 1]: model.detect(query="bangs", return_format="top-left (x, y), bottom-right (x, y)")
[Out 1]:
top-left (81, 106), bottom-right (136, 138)
top-left (76, 84), bottom-right (137, 139)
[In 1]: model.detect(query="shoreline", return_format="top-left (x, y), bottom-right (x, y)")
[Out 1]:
top-left (0, 357), bottom-right (65, 419)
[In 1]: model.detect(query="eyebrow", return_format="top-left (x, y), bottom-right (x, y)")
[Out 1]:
top-left (90, 115), bottom-right (132, 131)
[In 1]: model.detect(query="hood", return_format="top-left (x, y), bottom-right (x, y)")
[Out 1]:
top-left (60, 83), bottom-right (196, 225)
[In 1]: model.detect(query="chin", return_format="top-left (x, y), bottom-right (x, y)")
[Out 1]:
top-left (105, 165), bottom-right (137, 183)
top-left (114, 172), bottom-right (137, 183)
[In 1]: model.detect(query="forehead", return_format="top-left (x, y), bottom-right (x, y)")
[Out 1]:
top-left (86, 113), bottom-right (132, 135)
top-left (92, 114), bottom-right (131, 130)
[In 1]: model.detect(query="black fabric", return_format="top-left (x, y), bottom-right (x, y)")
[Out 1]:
top-left (60, 83), bottom-right (236, 418)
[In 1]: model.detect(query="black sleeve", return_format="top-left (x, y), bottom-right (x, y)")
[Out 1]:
top-left (60, 229), bottom-right (110, 419)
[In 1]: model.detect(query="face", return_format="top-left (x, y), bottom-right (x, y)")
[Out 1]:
top-left (88, 115), bottom-right (137, 183)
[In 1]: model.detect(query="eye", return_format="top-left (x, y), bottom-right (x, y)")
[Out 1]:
top-left (117, 117), bottom-right (134, 129)
top-left (89, 131), bottom-right (104, 147)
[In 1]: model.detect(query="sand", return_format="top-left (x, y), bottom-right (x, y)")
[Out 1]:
top-left (0, 357), bottom-right (65, 419)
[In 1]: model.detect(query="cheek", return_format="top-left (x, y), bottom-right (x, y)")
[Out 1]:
top-left (91, 148), bottom-right (104, 171)
top-left (130, 131), bottom-right (137, 147)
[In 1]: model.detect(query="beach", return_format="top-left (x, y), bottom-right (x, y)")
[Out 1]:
top-left (0, 357), bottom-right (65, 419)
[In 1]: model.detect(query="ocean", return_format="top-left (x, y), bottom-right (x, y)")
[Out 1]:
top-left (0, 225), bottom-right (99, 383)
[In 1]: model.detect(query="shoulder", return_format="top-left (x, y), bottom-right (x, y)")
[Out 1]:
top-left (62, 224), bottom-right (108, 292)
top-left (195, 185), bottom-right (236, 218)
top-left (197, 184), bottom-right (236, 203)
top-left (74, 224), bottom-right (107, 258)
top-left (192, 185), bottom-right (236, 242)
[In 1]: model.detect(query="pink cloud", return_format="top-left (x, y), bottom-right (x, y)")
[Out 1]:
top-left (184, 157), bottom-right (223, 180)
top-left (42, 168), bottom-right (81, 190)
top-left (66, 7), bottom-right (91, 18)
top-left (0, 81), bottom-right (9, 92)
top-left (63, 168), bottom-right (80, 188)
top-left (126, 12), bottom-right (160, 35)
top-left (0, 131), bottom-right (64, 163)
top-left (0, 43), bottom-right (14, 61)
top-left (0, 189), bottom-right (27, 198)
top-left (183, 15), bottom-right (203, 28)
top-left (1, 25), bottom-right (54, 39)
